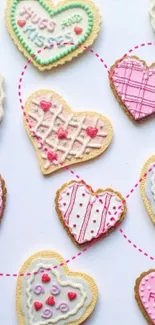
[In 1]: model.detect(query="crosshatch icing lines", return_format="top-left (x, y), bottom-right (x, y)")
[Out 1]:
top-left (24, 90), bottom-right (113, 175)
top-left (5, 0), bottom-right (101, 70)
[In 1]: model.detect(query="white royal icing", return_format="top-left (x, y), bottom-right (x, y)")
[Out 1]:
top-left (149, 0), bottom-right (155, 32)
top-left (145, 164), bottom-right (155, 213)
top-left (58, 182), bottom-right (124, 244)
top-left (28, 94), bottom-right (107, 170)
top-left (15, 0), bottom-right (90, 62)
top-left (21, 258), bottom-right (93, 325)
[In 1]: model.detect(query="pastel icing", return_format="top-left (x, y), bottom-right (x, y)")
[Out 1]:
top-left (25, 90), bottom-right (112, 175)
top-left (10, 0), bottom-right (94, 66)
top-left (57, 181), bottom-right (125, 244)
top-left (0, 76), bottom-right (4, 121)
top-left (138, 271), bottom-right (155, 323)
top-left (20, 257), bottom-right (93, 325)
top-left (149, 0), bottom-right (155, 32)
top-left (145, 164), bottom-right (155, 215)
top-left (111, 57), bottom-right (155, 121)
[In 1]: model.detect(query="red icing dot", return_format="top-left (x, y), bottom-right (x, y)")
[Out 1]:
top-left (42, 274), bottom-right (51, 283)
top-left (86, 126), bottom-right (98, 138)
top-left (47, 151), bottom-right (58, 162)
top-left (110, 217), bottom-right (115, 221)
top-left (93, 220), bottom-right (96, 223)
top-left (46, 296), bottom-right (55, 306)
top-left (63, 203), bottom-right (66, 206)
top-left (82, 193), bottom-right (85, 197)
top-left (73, 224), bottom-right (76, 228)
top-left (91, 230), bottom-right (94, 233)
top-left (34, 301), bottom-right (43, 311)
top-left (17, 19), bottom-right (26, 28)
top-left (68, 292), bottom-right (77, 300)
top-left (113, 206), bottom-right (116, 210)
top-left (76, 215), bottom-right (80, 218)
top-left (40, 100), bottom-right (52, 112)
top-left (67, 193), bottom-right (70, 196)
top-left (57, 127), bottom-right (68, 139)
top-left (79, 203), bottom-right (83, 207)
top-left (74, 27), bottom-right (83, 35)
top-left (96, 209), bottom-right (99, 213)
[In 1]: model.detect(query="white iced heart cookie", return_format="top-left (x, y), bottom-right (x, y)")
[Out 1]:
top-left (16, 251), bottom-right (98, 325)
top-left (5, 0), bottom-right (101, 71)
top-left (149, 0), bottom-right (155, 32)
top-left (140, 155), bottom-right (155, 225)
top-left (55, 180), bottom-right (127, 245)
top-left (0, 76), bottom-right (4, 121)
top-left (24, 90), bottom-right (113, 175)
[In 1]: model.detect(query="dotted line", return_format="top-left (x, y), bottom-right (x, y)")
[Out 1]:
top-left (9, 41), bottom-right (154, 277)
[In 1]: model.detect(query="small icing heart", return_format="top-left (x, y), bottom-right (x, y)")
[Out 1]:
top-left (34, 301), bottom-right (43, 311)
top-left (40, 100), bottom-right (52, 112)
top-left (55, 180), bottom-right (127, 245)
top-left (74, 27), bottom-right (83, 35)
top-left (47, 152), bottom-right (58, 162)
top-left (86, 127), bottom-right (98, 138)
top-left (17, 20), bottom-right (26, 28)
top-left (57, 127), bottom-right (68, 139)
top-left (68, 292), bottom-right (77, 301)
top-left (46, 296), bottom-right (55, 306)
top-left (41, 274), bottom-right (51, 283)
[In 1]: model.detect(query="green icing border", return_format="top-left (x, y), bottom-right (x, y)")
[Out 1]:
top-left (10, 0), bottom-right (94, 66)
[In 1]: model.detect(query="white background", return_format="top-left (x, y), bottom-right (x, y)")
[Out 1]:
top-left (0, 0), bottom-right (155, 324)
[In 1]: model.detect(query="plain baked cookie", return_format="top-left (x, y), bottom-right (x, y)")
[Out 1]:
top-left (0, 175), bottom-right (7, 222)
top-left (5, 0), bottom-right (101, 71)
top-left (140, 155), bottom-right (155, 225)
top-left (109, 55), bottom-right (155, 122)
top-left (24, 89), bottom-right (113, 175)
top-left (55, 180), bottom-right (127, 246)
top-left (135, 269), bottom-right (155, 325)
top-left (16, 250), bottom-right (98, 325)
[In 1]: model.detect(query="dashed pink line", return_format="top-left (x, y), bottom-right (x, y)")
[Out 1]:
top-left (4, 41), bottom-right (153, 278)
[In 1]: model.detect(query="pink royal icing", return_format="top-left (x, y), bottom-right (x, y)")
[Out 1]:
top-left (58, 182), bottom-right (125, 244)
top-left (138, 271), bottom-right (155, 323)
top-left (111, 57), bottom-right (155, 120)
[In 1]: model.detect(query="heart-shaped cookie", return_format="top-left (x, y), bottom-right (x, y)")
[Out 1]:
top-left (109, 56), bottom-right (155, 122)
top-left (55, 180), bottom-right (127, 245)
top-left (140, 155), bottom-right (155, 225)
top-left (149, 0), bottom-right (155, 32)
top-left (135, 269), bottom-right (155, 324)
top-left (6, 0), bottom-right (101, 71)
top-left (0, 76), bottom-right (4, 121)
top-left (0, 175), bottom-right (7, 222)
top-left (24, 90), bottom-right (113, 175)
top-left (16, 250), bottom-right (98, 325)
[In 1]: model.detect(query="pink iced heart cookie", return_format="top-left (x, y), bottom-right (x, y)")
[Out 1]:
top-left (109, 56), bottom-right (155, 122)
top-left (24, 90), bottom-right (113, 175)
top-left (55, 181), bottom-right (127, 245)
top-left (135, 269), bottom-right (155, 324)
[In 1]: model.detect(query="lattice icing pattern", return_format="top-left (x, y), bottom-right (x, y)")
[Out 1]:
top-left (25, 90), bottom-right (113, 174)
